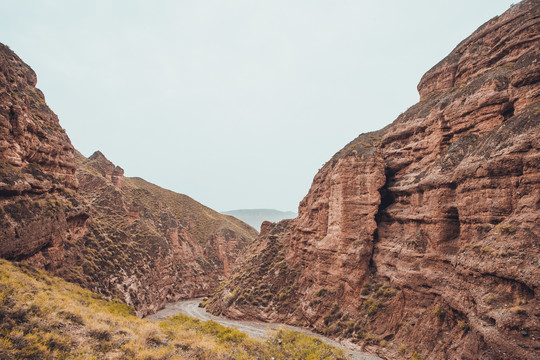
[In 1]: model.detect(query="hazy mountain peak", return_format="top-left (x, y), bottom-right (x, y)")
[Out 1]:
top-left (222, 209), bottom-right (297, 231)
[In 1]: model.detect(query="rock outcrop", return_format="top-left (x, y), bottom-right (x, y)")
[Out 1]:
top-left (0, 43), bottom-right (257, 316)
top-left (0, 43), bottom-right (84, 263)
top-left (205, 2), bottom-right (540, 359)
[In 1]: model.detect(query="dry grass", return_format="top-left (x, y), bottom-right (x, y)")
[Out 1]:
top-left (0, 259), bottom-right (348, 359)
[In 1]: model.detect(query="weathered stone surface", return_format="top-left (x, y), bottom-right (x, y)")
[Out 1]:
top-left (0, 43), bottom-right (83, 262)
top-left (206, 2), bottom-right (540, 359)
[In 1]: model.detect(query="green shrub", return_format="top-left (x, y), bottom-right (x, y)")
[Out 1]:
top-left (363, 298), bottom-right (383, 316)
top-left (399, 343), bottom-right (408, 355)
top-left (495, 223), bottom-right (516, 234)
top-left (433, 305), bottom-right (445, 319)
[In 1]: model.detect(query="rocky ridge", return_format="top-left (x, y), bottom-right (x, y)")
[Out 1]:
top-left (0, 42), bottom-right (257, 316)
top-left (205, 2), bottom-right (540, 359)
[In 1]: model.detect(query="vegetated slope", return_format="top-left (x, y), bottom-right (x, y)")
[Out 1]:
top-left (0, 259), bottom-right (347, 360)
top-left (205, 2), bottom-right (540, 360)
top-left (222, 209), bottom-right (297, 231)
top-left (66, 151), bottom-right (257, 316)
top-left (0, 41), bottom-right (257, 317)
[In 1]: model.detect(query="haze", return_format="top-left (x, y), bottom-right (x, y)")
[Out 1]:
top-left (0, 0), bottom-right (515, 212)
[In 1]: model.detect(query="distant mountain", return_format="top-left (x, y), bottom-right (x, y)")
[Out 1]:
top-left (222, 209), bottom-right (297, 231)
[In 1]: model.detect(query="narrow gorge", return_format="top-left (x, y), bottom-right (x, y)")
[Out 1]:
top-left (0, 1), bottom-right (539, 360)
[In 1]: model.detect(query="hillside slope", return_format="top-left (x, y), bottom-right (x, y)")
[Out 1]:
top-left (63, 151), bottom-right (257, 316)
top-left (0, 42), bottom-right (257, 316)
top-left (205, 2), bottom-right (540, 359)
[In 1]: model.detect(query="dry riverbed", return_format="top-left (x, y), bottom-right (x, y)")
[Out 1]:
top-left (145, 298), bottom-right (381, 360)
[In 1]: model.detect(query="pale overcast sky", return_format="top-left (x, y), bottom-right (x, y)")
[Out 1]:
top-left (0, 0), bottom-right (516, 212)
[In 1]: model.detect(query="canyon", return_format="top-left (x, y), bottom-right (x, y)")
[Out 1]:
top-left (205, 1), bottom-right (540, 359)
top-left (0, 1), bottom-right (539, 359)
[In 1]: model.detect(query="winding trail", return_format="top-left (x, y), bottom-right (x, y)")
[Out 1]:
top-left (145, 298), bottom-right (381, 360)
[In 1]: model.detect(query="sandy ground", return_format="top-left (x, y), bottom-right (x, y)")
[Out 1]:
top-left (145, 298), bottom-right (382, 360)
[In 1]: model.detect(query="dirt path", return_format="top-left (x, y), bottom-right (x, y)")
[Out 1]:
top-left (145, 298), bottom-right (381, 360)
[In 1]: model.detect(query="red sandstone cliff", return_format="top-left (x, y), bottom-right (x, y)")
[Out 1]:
top-left (206, 2), bottom-right (540, 359)
top-left (0, 43), bottom-right (84, 263)
top-left (0, 43), bottom-right (257, 316)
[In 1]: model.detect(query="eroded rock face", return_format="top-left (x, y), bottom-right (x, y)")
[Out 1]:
top-left (0, 43), bottom-right (84, 262)
top-left (0, 43), bottom-right (258, 316)
top-left (206, 2), bottom-right (540, 359)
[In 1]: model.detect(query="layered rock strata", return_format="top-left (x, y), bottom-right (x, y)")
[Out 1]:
top-left (206, 2), bottom-right (540, 359)
top-left (0, 43), bottom-right (84, 263)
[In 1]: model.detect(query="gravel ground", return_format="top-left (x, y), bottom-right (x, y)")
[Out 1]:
top-left (145, 298), bottom-right (382, 360)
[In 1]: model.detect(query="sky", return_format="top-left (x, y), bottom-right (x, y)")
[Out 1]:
top-left (0, 0), bottom-right (516, 212)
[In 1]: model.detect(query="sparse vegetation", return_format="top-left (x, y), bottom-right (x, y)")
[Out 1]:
top-left (363, 297), bottom-right (384, 316)
top-left (477, 224), bottom-right (492, 233)
top-left (375, 282), bottom-right (397, 298)
top-left (481, 245), bottom-right (495, 254)
top-left (399, 343), bottom-right (408, 355)
top-left (205, 222), bottom-right (300, 314)
top-left (494, 223), bottom-right (516, 234)
top-left (458, 321), bottom-right (470, 332)
top-left (433, 305), bottom-right (445, 319)
top-left (510, 306), bottom-right (527, 315)
top-left (323, 302), bottom-right (343, 326)
top-left (357, 281), bottom-right (396, 319)
top-left (360, 282), bottom-right (371, 295)
top-left (485, 293), bottom-right (498, 305)
top-left (316, 288), bottom-right (329, 297)
top-left (509, 297), bottom-right (528, 315)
